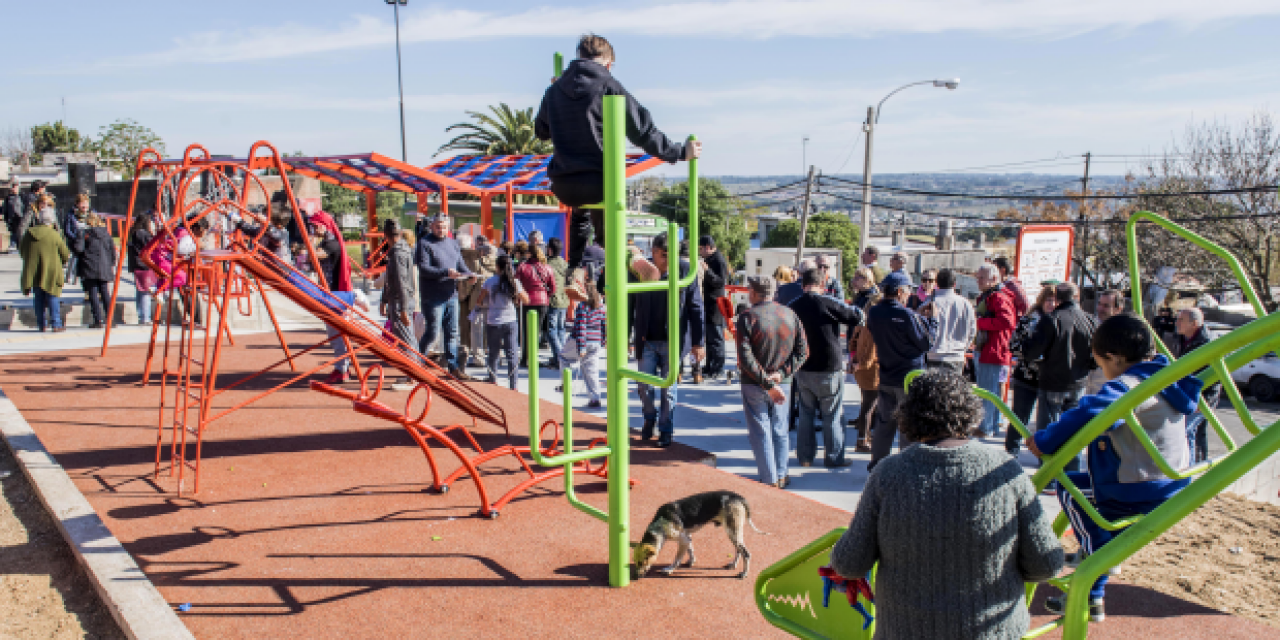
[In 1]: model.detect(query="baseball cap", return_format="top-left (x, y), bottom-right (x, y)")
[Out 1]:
top-left (880, 270), bottom-right (913, 295)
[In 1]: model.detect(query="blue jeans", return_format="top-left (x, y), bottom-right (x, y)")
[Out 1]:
top-left (135, 286), bottom-right (153, 325)
top-left (975, 362), bottom-right (1008, 437)
top-left (1038, 388), bottom-right (1084, 472)
top-left (794, 370), bottom-right (846, 465)
top-left (1058, 471), bottom-right (1173, 600)
top-left (419, 296), bottom-right (460, 370)
top-left (485, 322), bottom-right (519, 390)
top-left (1004, 379), bottom-right (1039, 453)
top-left (637, 340), bottom-right (678, 434)
top-left (547, 307), bottom-right (568, 365)
top-left (742, 383), bottom-right (791, 485)
top-left (32, 287), bottom-right (62, 330)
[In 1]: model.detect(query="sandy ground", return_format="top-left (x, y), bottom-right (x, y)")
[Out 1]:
top-left (1122, 494), bottom-right (1280, 629)
top-left (0, 439), bottom-right (123, 640)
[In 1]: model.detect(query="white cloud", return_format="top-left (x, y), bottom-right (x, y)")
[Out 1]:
top-left (86, 90), bottom-right (537, 114)
top-left (96, 0), bottom-right (1280, 67)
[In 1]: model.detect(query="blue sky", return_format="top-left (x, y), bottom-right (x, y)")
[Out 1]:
top-left (5, 0), bottom-right (1280, 177)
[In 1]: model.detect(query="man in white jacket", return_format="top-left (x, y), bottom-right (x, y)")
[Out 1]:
top-left (919, 268), bottom-right (975, 374)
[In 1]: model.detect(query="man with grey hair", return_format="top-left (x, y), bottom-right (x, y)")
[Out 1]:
top-left (735, 275), bottom-right (809, 488)
top-left (815, 254), bottom-right (844, 301)
top-left (775, 257), bottom-right (815, 306)
top-left (973, 263), bottom-right (1017, 438)
top-left (1174, 306), bottom-right (1219, 463)
top-left (1022, 282), bottom-right (1097, 472)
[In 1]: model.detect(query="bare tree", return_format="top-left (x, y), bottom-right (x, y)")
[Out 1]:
top-left (1136, 111), bottom-right (1280, 310)
top-left (0, 126), bottom-right (33, 164)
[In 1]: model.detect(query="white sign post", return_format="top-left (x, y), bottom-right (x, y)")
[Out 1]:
top-left (1014, 225), bottom-right (1075, 293)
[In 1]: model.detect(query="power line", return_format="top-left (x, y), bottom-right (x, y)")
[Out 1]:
top-left (818, 174), bottom-right (1277, 200)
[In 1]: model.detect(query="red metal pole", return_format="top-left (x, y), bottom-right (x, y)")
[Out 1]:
top-left (506, 184), bottom-right (515, 243)
top-left (101, 149), bottom-right (159, 356)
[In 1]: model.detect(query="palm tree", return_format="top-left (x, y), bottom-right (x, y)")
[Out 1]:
top-left (435, 104), bottom-right (553, 157)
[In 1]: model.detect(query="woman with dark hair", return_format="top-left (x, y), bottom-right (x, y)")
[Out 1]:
top-left (128, 210), bottom-right (157, 325)
top-left (830, 369), bottom-right (1063, 640)
top-left (515, 245), bottom-right (556, 368)
top-left (75, 213), bottom-right (117, 328)
top-left (480, 254), bottom-right (529, 388)
top-left (1005, 285), bottom-right (1057, 456)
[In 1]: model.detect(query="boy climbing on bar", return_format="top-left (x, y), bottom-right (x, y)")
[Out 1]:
top-left (1028, 313), bottom-right (1204, 622)
top-left (534, 33), bottom-right (703, 270)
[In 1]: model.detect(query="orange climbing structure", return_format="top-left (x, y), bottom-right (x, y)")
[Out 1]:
top-left (97, 141), bottom-right (628, 517)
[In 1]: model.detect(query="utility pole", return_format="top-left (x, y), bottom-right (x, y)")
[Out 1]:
top-left (1077, 151), bottom-right (1092, 286)
top-left (795, 165), bottom-right (816, 268)
top-left (858, 106), bottom-right (875, 257)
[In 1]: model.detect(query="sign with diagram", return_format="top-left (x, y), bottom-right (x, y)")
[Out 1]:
top-left (1014, 225), bottom-right (1074, 291)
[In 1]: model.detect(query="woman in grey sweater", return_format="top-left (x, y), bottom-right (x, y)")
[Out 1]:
top-left (831, 369), bottom-right (1063, 639)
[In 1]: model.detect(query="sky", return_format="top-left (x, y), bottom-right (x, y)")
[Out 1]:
top-left (5, 0), bottom-right (1280, 178)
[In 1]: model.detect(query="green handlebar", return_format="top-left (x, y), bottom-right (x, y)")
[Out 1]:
top-left (526, 311), bottom-right (613, 469)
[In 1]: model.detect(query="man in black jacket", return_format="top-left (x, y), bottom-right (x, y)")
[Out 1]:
top-left (3, 181), bottom-right (22, 251)
top-left (698, 235), bottom-right (731, 381)
top-left (1021, 282), bottom-right (1097, 471)
top-left (789, 268), bottom-right (863, 468)
top-left (633, 233), bottom-right (705, 447)
top-left (534, 34), bottom-right (702, 269)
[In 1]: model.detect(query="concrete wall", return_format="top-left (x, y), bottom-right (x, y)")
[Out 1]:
top-left (1224, 449), bottom-right (1280, 507)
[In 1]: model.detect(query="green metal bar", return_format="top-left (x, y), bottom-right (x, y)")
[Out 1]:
top-left (554, 51), bottom-right (564, 78)
top-left (1125, 210), bottom-right (1265, 347)
top-left (603, 94), bottom-right (633, 588)
top-left (755, 528), bottom-right (848, 639)
top-left (526, 312), bottom-right (612, 469)
top-left (1061, 412), bottom-right (1280, 639)
top-left (558, 367), bottom-right (609, 522)
top-left (1211, 359), bottom-right (1256, 438)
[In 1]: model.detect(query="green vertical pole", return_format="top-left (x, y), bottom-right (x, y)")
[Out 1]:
top-left (603, 94), bottom-right (630, 588)
top-left (554, 52), bottom-right (564, 79)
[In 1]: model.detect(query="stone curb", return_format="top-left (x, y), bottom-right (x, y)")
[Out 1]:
top-left (0, 386), bottom-right (193, 640)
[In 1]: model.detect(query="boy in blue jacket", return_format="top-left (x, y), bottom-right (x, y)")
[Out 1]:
top-left (1028, 313), bottom-right (1202, 622)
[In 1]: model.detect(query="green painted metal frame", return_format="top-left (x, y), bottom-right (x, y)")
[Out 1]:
top-left (760, 210), bottom-right (1280, 638)
top-left (525, 92), bottom-right (699, 587)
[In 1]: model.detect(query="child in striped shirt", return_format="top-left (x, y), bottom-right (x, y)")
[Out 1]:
top-left (571, 280), bottom-right (607, 407)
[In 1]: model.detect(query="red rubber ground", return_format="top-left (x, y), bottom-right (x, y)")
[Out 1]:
top-left (1, 332), bottom-right (1271, 639)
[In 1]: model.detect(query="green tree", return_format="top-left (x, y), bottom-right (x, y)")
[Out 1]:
top-left (319, 182), bottom-right (404, 229)
top-left (762, 212), bottom-right (863, 284)
top-left (648, 178), bottom-right (754, 271)
top-left (95, 119), bottom-right (165, 178)
top-left (30, 121), bottom-right (94, 162)
top-left (435, 104), bottom-right (553, 157)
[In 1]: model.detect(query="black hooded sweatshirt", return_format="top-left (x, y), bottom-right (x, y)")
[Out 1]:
top-left (534, 59), bottom-right (686, 180)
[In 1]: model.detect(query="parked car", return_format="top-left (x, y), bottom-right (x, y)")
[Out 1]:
top-left (1232, 351), bottom-right (1280, 402)
top-left (1181, 321), bottom-right (1279, 403)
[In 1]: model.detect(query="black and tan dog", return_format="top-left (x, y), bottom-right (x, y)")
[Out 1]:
top-left (632, 491), bottom-right (766, 579)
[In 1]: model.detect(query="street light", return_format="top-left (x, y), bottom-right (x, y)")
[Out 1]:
top-left (802, 136), bottom-right (809, 177)
top-left (386, 0), bottom-right (408, 162)
top-left (858, 78), bottom-right (959, 255)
